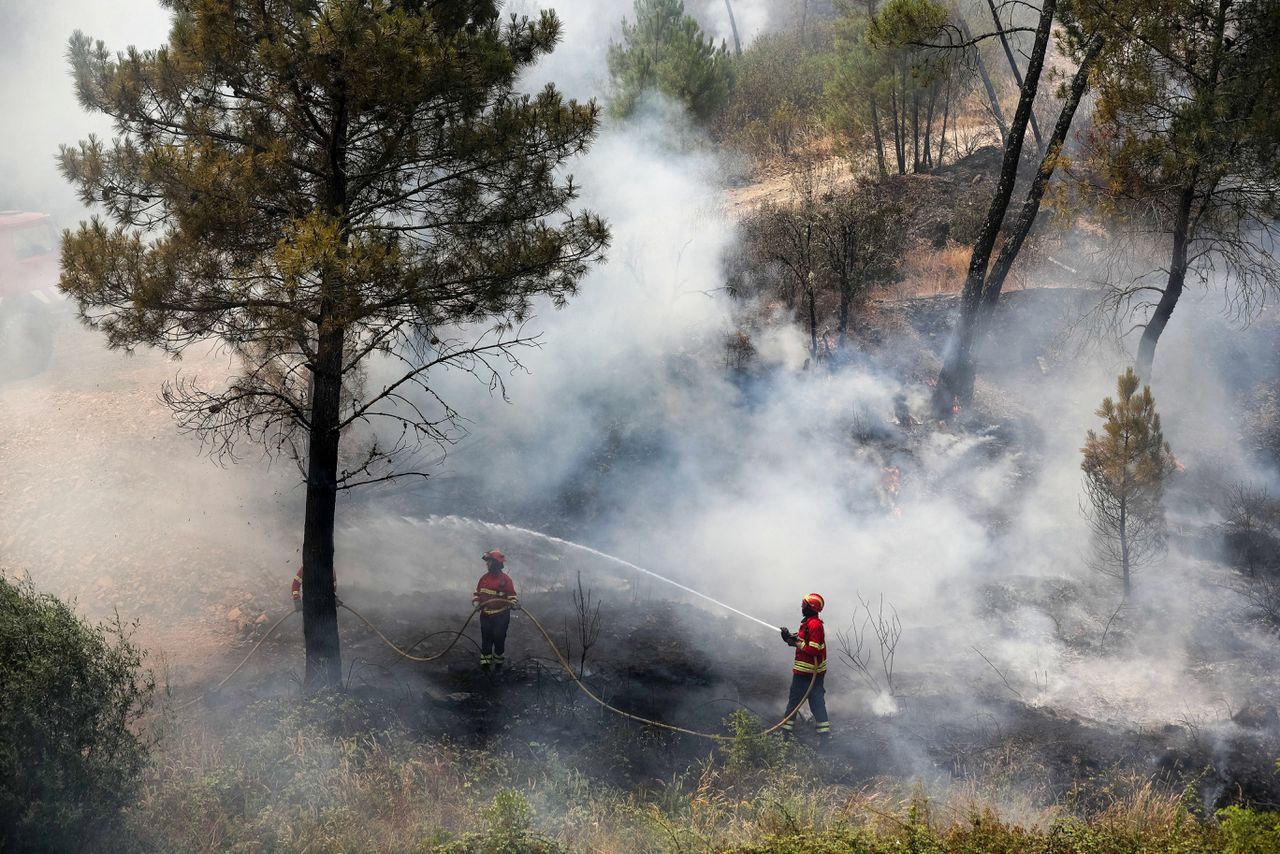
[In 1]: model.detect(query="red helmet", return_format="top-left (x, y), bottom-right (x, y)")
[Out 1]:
top-left (802, 592), bottom-right (825, 613)
top-left (482, 549), bottom-right (506, 565)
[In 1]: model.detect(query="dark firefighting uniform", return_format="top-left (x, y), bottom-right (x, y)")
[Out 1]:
top-left (473, 570), bottom-right (518, 668)
top-left (781, 613), bottom-right (829, 735)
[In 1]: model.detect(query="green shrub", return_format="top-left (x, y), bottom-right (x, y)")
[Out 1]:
top-left (437, 788), bottom-right (563, 854)
top-left (717, 29), bottom-right (831, 158)
top-left (1218, 805), bottom-right (1280, 853)
top-left (721, 709), bottom-right (792, 777)
top-left (0, 575), bottom-right (154, 852)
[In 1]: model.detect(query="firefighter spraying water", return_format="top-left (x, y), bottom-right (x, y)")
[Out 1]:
top-left (428, 515), bottom-right (779, 634)
top-left (779, 592), bottom-right (831, 738)
top-left (192, 527), bottom-right (833, 742)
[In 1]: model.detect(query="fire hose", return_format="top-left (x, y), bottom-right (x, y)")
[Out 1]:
top-left (340, 601), bottom-right (815, 741)
top-left (170, 607), bottom-right (300, 711)
top-left (340, 601), bottom-right (485, 661)
top-left (172, 601), bottom-right (817, 741)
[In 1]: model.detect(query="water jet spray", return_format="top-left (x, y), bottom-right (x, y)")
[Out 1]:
top-left (422, 515), bottom-right (780, 633)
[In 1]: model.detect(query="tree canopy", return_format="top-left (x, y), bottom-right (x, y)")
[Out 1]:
top-left (59, 0), bottom-right (609, 686)
top-left (827, 0), bottom-right (958, 175)
top-left (1079, 0), bottom-right (1280, 376)
top-left (607, 0), bottom-right (734, 120)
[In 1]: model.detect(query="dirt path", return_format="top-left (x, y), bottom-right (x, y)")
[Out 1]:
top-left (725, 122), bottom-right (999, 214)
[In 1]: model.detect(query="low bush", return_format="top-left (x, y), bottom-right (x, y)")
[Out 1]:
top-left (721, 709), bottom-right (793, 777)
top-left (1218, 804), bottom-right (1280, 852)
top-left (437, 788), bottom-right (564, 854)
top-left (0, 575), bottom-right (154, 853)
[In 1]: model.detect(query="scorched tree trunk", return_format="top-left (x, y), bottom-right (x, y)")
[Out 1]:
top-left (302, 324), bottom-right (345, 690)
top-left (1136, 182), bottom-right (1196, 379)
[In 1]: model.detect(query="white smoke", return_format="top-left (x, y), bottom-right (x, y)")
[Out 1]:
top-left (0, 0), bottom-right (171, 217)
top-left (3, 0), bottom-right (1277, 740)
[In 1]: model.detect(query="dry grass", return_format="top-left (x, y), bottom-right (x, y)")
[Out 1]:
top-left (892, 241), bottom-right (974, 299)
top-left (110, 696), bottom-right (1280, 853)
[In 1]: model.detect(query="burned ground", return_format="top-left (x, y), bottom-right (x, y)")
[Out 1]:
top-left (7, 275), bottom-right (1280, 833)
top-left (180, 560), bottom-right (1280, 816)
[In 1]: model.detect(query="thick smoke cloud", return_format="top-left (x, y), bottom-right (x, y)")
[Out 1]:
top-left (2, 0), bottom-right (1276, 740)
top-left (0, 0), bottom-right (171, 218)
top-left (354, 0), bottom-right (1280, 731)
top-left (0, 0), bottom-right (300, 671)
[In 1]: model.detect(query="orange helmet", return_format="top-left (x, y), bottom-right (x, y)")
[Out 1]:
top-left (482, 549), bottom-right (506, 565)
top-left (803, 592), bottom-right (825, 612)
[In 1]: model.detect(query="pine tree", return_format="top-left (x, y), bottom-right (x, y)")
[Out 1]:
top-left (59, 0), bottom-right (609, 689)
top-left (1080, 0), bottom-right (1280, 378)
top-left (1081, 368), bottom-right (1176, 596)
top-left (606, 0), bottom-right (733, 121)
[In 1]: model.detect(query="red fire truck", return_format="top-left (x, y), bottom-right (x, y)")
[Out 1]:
top-left (0, 211), bottom-right (63, 378)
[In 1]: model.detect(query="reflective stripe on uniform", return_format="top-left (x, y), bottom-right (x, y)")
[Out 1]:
top-left (792, 660), bottom-right (828, 674)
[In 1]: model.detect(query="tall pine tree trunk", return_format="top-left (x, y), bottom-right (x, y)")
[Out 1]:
top-left (724, 0), bottom-right (742, 54)
top-left (1136, 182), bottom-right (1196, 378)
top-left (911, 91), bottom-right (921, 172)
top-left (302, 323), bottom-right (345, 689)
top-left (870, 97), bottom-right (890, 178)
top-left (302, 84), bottom-right (350, 691)
top-left (1137, 0), bottom-right (1232, 379)
top-left (889, 89), bottom-right (904, 174)
top-left (986, 0), bottom-right (1043, 153)
top-left (1119, 497), bottom-right (1131, 595)
top-left (933, 0), bottom-right (1056, 417)
top-left (899, 65), bottom-right (909, 173)
top-left (937, 77), bottom-right (950, 167)
top-left (977, 35), bottom-right (1104, 321)
top-left (922, 83), bottom-right (937, 169)
top-left (957, 18), bottom-right (1009, 145)
top-left (865, 0), bottom-right (886, 177)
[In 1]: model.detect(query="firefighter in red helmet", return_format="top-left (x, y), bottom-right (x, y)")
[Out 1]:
top-left (779, 592), bottom-right (829, 737)
top-left (473, 550), bottom-right (518, 671)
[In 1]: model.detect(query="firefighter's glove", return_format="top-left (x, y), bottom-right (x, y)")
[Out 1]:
top-left (294, 599), bottom-right (303, 612)
top-left (780, 627), bottom-right (795, 644)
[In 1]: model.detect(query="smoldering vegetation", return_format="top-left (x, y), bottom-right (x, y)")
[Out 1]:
top-left (2, 0), bottom-right (1280, 851)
